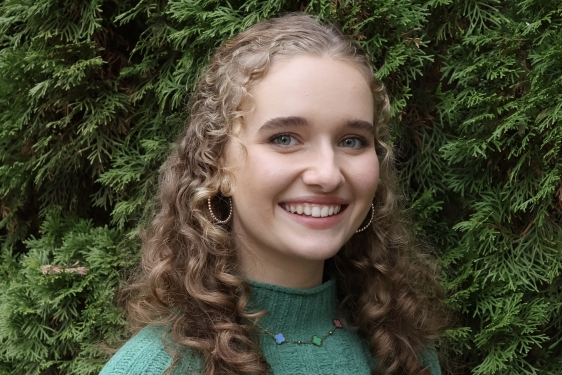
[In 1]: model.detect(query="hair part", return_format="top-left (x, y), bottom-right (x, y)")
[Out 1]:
top-left (124, 13), bottom-right (448, 375)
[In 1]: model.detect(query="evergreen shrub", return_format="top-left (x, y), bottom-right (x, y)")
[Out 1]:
top-left (0, 0), bottom-right (560, 374)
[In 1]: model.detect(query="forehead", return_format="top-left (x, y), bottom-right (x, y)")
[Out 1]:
top-left (242, 55), bottom-right (374, 133)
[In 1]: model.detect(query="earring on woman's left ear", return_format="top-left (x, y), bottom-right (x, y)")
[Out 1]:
top-left (207, 195), bottom-right (233, 224)
top-left (355, 204), bottom-right (375, 233)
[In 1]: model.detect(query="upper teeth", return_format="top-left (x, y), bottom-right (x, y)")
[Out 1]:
top-left (283, 204), bottom-right (341, 218)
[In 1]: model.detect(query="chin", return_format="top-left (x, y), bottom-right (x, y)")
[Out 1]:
top-left (284, 242), bottom-right (343, 261)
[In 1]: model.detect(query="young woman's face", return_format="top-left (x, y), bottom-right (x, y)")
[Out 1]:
top-left (223, 55), bottom-right (379, 286)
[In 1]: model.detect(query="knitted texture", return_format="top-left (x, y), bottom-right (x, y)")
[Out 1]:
top-left (100, 280), bottom-right (441, 374)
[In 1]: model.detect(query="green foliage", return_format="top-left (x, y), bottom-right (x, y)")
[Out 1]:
top-left (0, 209), bottom-right (136, 374)
top-left (402, 1), bottom-right (562, 373)
top-left (0, 0), bottom-right (561, 374)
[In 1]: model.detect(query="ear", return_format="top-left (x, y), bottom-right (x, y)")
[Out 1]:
top-left (216, 129), bottom-right (231, 176)
top-left (218, 137), bottom-right (240, 196)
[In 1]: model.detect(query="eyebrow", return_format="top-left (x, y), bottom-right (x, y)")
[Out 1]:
top-left (257, 116), bottom-right (309, 135)
top-left (345, 119), bottom-right (375, 136)
top-left (257, 116), bottom-right (374, 135)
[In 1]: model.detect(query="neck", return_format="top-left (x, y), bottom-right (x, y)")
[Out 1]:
top-left (237, 245), bottom-right (324, 289)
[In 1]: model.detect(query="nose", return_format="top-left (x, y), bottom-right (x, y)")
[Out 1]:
top-left (301, 145), bottom-right (345, 192)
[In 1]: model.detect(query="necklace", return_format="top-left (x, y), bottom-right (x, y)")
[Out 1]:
top-left (255, 319), bottom-right (342, 346)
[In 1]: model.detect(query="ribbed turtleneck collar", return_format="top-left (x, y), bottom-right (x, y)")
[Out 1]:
top-left (246, 279), bottom-right (339, 337)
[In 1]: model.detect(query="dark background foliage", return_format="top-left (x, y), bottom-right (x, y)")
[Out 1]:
top-left (0, 0), bottom-right (560, 374)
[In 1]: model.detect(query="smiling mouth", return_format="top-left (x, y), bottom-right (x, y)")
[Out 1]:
top-left (280, 203), bottom-right (347, 218)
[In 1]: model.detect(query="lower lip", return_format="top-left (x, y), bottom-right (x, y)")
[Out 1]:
top-left (279, 205), bottom-right (347, 229)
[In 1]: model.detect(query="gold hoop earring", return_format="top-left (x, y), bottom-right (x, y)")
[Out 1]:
top-left (355, 204), bottom-right (375, 233)
top-left (207, 196), bottom-right (233, 224)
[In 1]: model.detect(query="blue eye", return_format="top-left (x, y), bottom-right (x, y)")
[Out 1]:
top-left (272, 134), bottom-right (298, 146)
top-left (339, 137), bottom-right (365, 148)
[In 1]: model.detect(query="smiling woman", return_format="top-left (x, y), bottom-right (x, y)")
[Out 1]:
top-left (100, 13), bottom-right (448, 375)
top-left (227, 56), bottom-right (379, 287)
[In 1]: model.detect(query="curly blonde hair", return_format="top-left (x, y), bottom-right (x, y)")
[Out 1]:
top-left (125, 13), bottom-right (448, 375)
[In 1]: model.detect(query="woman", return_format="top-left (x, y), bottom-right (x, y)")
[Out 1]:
top-left (101, 13), bottom-right (448, 375)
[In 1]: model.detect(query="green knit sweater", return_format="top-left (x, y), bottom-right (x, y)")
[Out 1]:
top-left (100, 279), bottom-right (441, 374)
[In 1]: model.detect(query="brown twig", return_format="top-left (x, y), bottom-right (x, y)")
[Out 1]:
top-left (520, 217), bottom-right (536, 237)
top-left (41, 262), bottom-right (88, 276)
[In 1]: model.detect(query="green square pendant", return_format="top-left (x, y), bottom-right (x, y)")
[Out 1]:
top-left (311, 335), bottom-right (323, 346)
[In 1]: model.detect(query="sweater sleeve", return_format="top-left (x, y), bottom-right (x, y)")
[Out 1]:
top-left (99, 325), bottom-right (203, 375)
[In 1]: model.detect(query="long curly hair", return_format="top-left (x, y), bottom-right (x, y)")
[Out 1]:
top-left (125, 13), bottom-right (448, 375)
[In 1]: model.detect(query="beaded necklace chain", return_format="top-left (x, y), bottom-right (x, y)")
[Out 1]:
top-left (255, 319), bottom-right (342, 346)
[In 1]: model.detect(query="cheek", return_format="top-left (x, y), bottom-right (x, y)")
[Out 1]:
top-left (233, 149), bottom-right (294, 199)
top-left (348, 154), bottom-right (380, 197)
top-left (223, 141), bottom-right (281, 195)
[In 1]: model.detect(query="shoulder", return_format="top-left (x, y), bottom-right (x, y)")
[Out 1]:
top-left (100, 325), bottom-right (203, 375)
top-left (360, 340), bottom-right (442, 375)
top-left (421, 348), bottom-right (441, 375)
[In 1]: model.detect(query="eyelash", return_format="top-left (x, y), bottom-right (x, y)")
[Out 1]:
top-left (269, 133), bottom-right (370, 148)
